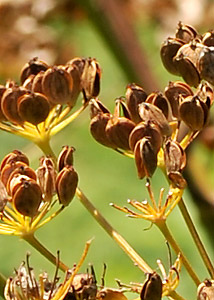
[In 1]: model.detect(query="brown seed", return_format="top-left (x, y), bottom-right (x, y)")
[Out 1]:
top-left (90, 98), bottom-right (110, 119)
top-left (125, 83), bottom-right (147, 123)
top-left (65, 64), bottom-right (81, 107)
top-left (0, 161), bottom-right (29, 187)
top-left (1, 86), bottom-right (27, 124)
top-left (146, 92), bottom-right (169, 119)
top-left (160, 37), bottom-right (184, 75)
top-left (164, 139), bottom-right (186, 174)
top-left (13, 179), bottom-right (42, 217)
top-left (56, 166), bottom-right (78, 206)
top-left (179, 95), bottom-right (209, 131)
top-left (138, 103), bottom-right (172, 136)
top-left (198, 47), bottom-right (214, 85)
top-left (57, 145), bottom-right (75, 172)
top-left (0, 150), bottom-right (29, 171)
top-left (32, 71), bottom-right (45, 94)
top-left (97, 289), bottom-right (128, 300)
top-left (17, 92), bottom-right (50, 125)
top-left (0, 180), bottom-right (8, 212)
top-left (42, 66), bottom-right (73, 105)
top-left (168, 171), bottom-right (187, 189)
top-left (134, 138), bottom-right (157, 179)
top-left (197, 279), bottom-right (214, 300)
top-left (66, 57), bottom-right (86, 77)
top-left (20, 57), bottom-right (49, 85)
top-left (202, 30), bottom-right (214, 46)
top-left (175, 21), bottom-right (198, 43)
top-left (140, 272), bottom-right (162, 300)
top-left (129, 122), bottom-right (162, 152)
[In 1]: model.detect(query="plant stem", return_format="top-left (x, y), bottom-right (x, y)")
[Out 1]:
top-left (23, 233), bottom-right (69, 272)
top-left (157, 221), bottom-right (200, 286)
top-left (178, 198), bottom-right (214, 278)
top-left (0, 272), bottom-right (6, 299)
top-left (76, 187), bottom-right (153, 274)
top-left (169, 290), bottom-right (187, 300)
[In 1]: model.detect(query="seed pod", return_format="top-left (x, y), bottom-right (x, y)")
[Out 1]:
top-left (0, 161), bottom-right (29, 187)
top-left (164, 81), bottom-right (194, 118)
top-left (42, 66), bottom-right (73, 105)
top-left (66, 57), bottom-right (86, 78)
top-left (202, 30), bottom-right (214, 46)
top-left (129, 121), bottom-right (162, 152)
top-left (32, 71), bottom-right (45, 94)
top-left (125, 83), bottom-right (147, 123)
top-left (0, 150), bottom-right (29, 171)
top-left (146, 92), bottom-right (169, 119)
top-left (57, 146), bottom-right (75, 171)
top-left (179, 95), bottom-right (209, 131)
top-left (8, 174), bottom-right (32, 197)
top-left (134, 138), bottom-right (157, 179)
top-left (65, 64), bottom-right (81, 107)
top-left (1, 86), bottom-right (27, 124)
top-left (197, 83), bottom-right (214, 108)
top-left (138, 102), bottom-right (172, 136)
top-left (97, 289), bottom-right (128, 300)
top-left (106, 116), bottom-right (135, 150)
top-left (198, 47), bottom-right (214, 85)
top-left (174, 43), bottom-right (203, 87)
top-left (36, 157), bottom-right (56, 200)
top-left (20, 57), bottom-right (49, 85)
top-left (0, 85), bottom-right (7, 121)
top-left (140, 272), bottom-right (162, 300)
top-left (0, 180), bottom-right (8, 212)
top-left (197, 279), bottom-right (214, 300)
top-left (90, 99), bottom-right (110, 119)
top-left (81, 58), bottom-right (101, 101)
top-left (168, 171), bottom-right (187, 189)
top-left (56, 165), bottom-right (78, 206)
top-left (17, 92), bottom-right (50, 125)
top-left (13, 178), bottom-right (42, 217)
top-left (164, 139), bottom-right (186, 173)
top-left (160, 37), bottom-right (184, 75)
top-left (175, 21), bottom-right (198, 43)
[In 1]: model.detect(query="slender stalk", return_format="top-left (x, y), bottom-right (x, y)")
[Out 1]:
top-left (157, 221), bottom-right (200, 286)
top-left (76, 187), bottom-right (153, 274)
top-left (169, 290), bottom-right (187, 300)
top-left (178, 198), bottom-right (214, 278)
top-left (0, 272), bottom-right (6, 299)
top-left (23, 234), bottom-right (69, 272)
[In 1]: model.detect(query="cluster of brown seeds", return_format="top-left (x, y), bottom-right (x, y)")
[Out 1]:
top-left (90, 81), bottom-right (213, 187)
top-left (0, 57), bottom-right (101, 126)
top-left (161, 21), bottom-right (214, 87)
top-left (0, 146), bottom-right (78, 217)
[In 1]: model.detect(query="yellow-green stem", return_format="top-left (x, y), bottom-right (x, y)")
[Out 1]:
top-left (169, 290), bottom-right (187, 300)
top-left (178, 198), bottom-right (214, 278)
top-left (0, 272), bottom-right (6, 299)
top-left (35, 138), bottom-right (57, 160)
top-left (157, 221), bottom-right (200, 286)
top-left (23, 234), bottom-right (69, 272)
top-left (76, 187), bottom-right (153, 274)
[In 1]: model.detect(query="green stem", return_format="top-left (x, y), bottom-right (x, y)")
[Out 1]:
top-left (35, 138), bottom-right (57, 160)
top-left (178, 198), bottom-right (214, 278)
top-left (157, 221), bottom-right (200, 286)
top-left (76, 187), bottom-right (153, 274)
top-left (23, 234), bottom-right (69, 272)
top-left (0, 272), bottom-right (6, 299)
top-left (169, 290), bottom-right (187, 300)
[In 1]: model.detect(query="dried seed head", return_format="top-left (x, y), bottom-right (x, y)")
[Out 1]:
top-left (0, 161), bottom-right (29, 187)
top-left (42, 66), bottom-right (73, 105)
top-left (13, 179), bottom-right (42, 217)
top-left (175, 22), bottom-right (198, 43)
top-left (17, 92), bottom-right (50, 125)
top-left (125, 83), bottom-right (147, 123)
top-left (139, 103), bottom-right (172, 136)
top-left (164, 81), bottom-right (193, 118)
top-left (129, 122), bottom-right (162, 152)
top-left (57, 145), bottom-right (75, 172)
top-left (1, 86), bottom-right (27, 124)
top-left (146, 92), bottom-right (169, 119)
top-left (179, 95), bottom-right (209, 131)
top-left (197, 279), bottom-right (214, 300)
top-left (140, 272), bottom-right (162, 300)
top-left (81, 58), bottom-right (101, 101)
top-left (198, 47), bottom-right (214, 85)
top-left (65, 64), bottom-right (81, 107)
top-left (20, 57), bottom-right (49, 85)
top-left (160, 37), bottom-right (184, 75)
top-left (56, 165), bottom-right (78, 206)
top-left (36, 157), bottom-right (56, 200)
top-left (134, 138), bottom-right (158, 179)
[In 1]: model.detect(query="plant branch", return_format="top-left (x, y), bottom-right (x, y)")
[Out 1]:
top-left (76, 187), bottom-right (153, 274)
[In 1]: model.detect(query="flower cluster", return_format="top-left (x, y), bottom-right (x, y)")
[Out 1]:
top-left (0, 146), bottom-right (78, 236)
top-left (90, 80), bottom-right (213, 188)
top-left (0, 57), bottom-right (101, 149)
top-left (161, 21), bottom-right (214, 87)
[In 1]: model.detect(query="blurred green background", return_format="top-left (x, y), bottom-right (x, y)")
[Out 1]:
top-left (0, 1), bottom-right (213, 299)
